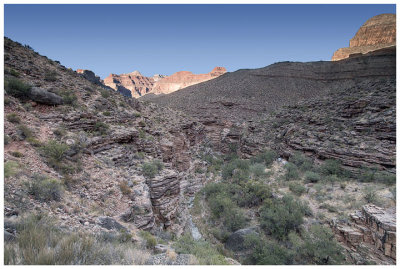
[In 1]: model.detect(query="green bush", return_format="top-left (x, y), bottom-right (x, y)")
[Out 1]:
top-left (4, 135), bottom-right (10, 145)
top-left (221, 159), bottom-right (250, 181)
top-left (295, 225), bottom-right (345, 265)
top-left (93, 122), bottom-right (109, 135)
top-left (58, 90), bottom-right (77, 106)
top-left (173, 234), bottom-right (228, 265)
top-left (363, 186), bottom-right (378, 204)
top-left (359, 168), bottom-right (396, 185)
top-left (250, 163), bottom-right (266, 178)
top-left (17, 124), bottom-right (33, 140)
top-left (304, 171), bottom-right (320, 183)
top-left (41, 140), bottom-right (69, 163)
top-left (10, 151), bottom-right (24, 158)
top-left (100, 89), bottom-right (111, 99)
top-left (244, 234), bottom-right (292, 265)
top-left (5, 161), bottom-right (20, 178)
top-left (142, 160), bottom-right (163, 178)
top-left (289, 182), bottom-right (306, 196)
top-left (44, 70), bottom-right (58, 82)
top-left (289, 153), bottom-right (313, 171)
top-left (251, 150), bottom-right (277, 167)
top-left (26, 174), bottom-right (64, 202)
top-left (283, 163), bottom-right (299, 181)
top-left (238, 181), bottom-right (272, 207)
top-left (5, 77), bottom-right (32, 99)
top-left (260, 195), bottom-right (309, 240)
top-left (7, 113), bottom-right (21, 123)
top-left (319, 159), bottom-right (343, 176)
top-left (140, 231), bottom-right (157, 249)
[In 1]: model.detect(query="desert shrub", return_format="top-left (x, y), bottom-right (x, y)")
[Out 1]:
top-left (6, 68), bottom-right (20, 77)
top-left (244, 234), bottom-right (292, 265)
top-left (319, 159), bottom-right (343, 176)
top-left (283, 162), bottom-right (299, 181)
top-left (203, 182), bottom-right (229, 198)
top-left (294, 225), bottom-right (346, 265)
top-left (27, 137), bottom-right (42, 147)
top-left (374, 171), bottom-right (396, 185)
top-left (142, 160), bottom-right (163, 178)
top-left (17, 124), bottom-right (33, 140)
top-left (7, 113), bottom-right (21, 123)
top-left (140, 231), bottom-right (157, 249)
top-left (221, 159), bottom-right (250, 181)
top-left (26, 174), bottom-right (63, 202)
top-left (304, 171), bottom-right (320, 183)
top-left (100, 89), bottom-right (111, 99)
top-left (58, 90), bottom-right (77, 106)
top-left (250, 163), bottom-right (266, 178)
top-left (10, 151), bottom-right (24, 158)
top-left (208, 192), bottom-right (235, 219)
top-left (41, 140), bottom-right (69, 163)
top-left (237, 181), bottom-right (272, 207)
top-left (44, 70), bottom-right (58, 82)
top-left (53, 127), bottom-right (66, 137)
top-left (93, 122), bottom-right (109, 135)
top-left (119, 180), bottom-right (131, 195)
top-left (325, 174), bottom-right (341, 186)
top-left (289, 182), bottom-right (306, 196)
top-left (223, 207), bottom-right (247, 232)
top-left (289, 152), bottom-right (313, 171)
top-left (173, 234), bottom-right (228, 265)
top-left (5, 135), bottom-right (10, 145)
top-left (251, 150), bottom-right (277, 167)
top-left (260, 195), bottom-right (309, 240)
top-left (363, 186), bottom-right (378, 204)
top-left (5, 77), bottom-right (32, 99)
top-left (5, 161), bottom-right (20, 178)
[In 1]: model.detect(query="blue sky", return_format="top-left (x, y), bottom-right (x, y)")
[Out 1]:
top-left (4, 4), bottom-right (396, 79)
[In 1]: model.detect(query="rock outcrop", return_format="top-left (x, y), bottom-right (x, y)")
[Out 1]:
top-left (103, 67), bottom-right (226, 98)
top-left (77, 69), bottom-right (103, 85)
top-left (29, 87), bottom-right (63, 105)
top-left (103, 71), bottom-right (155, 98)
top-left (151, 67), bottom-right (226, 95)
top-left (331, 204), bottom-right (396, 264)
top-left (332, 14), bottom-right (396, 61)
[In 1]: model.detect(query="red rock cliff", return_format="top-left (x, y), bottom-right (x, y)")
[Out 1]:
top-left (332, 13), bottom-right (396, 61)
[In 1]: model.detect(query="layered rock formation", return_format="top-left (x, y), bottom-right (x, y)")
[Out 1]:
top-left (331, 204), bottom-right (396, 264)
top-left (103, 71), bottom-right (155, 98)
top-left (151, 67), bottom-right (227, 95)
top-left (103, 67), bottom-right (226, 98)
top-left (332, 13), bottom-right (396, 61)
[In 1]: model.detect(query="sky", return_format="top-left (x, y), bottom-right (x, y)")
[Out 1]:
top-left (4, 4), bottom-right (396, 79)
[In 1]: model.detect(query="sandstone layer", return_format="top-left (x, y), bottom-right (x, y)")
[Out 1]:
top-left (103, 67), bottom-right (226, 98)
top-left (332, 14), bottom-right (396, 61)
top-left (331, 204), bottom-right (396, 264)
top-left (103, 71), bottom-right (155, 98)
top-left (151, 67), bottom-right (227, 95)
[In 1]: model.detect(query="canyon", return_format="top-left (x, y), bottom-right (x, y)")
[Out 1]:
top-left (3, 12), bottom-right (396, 265)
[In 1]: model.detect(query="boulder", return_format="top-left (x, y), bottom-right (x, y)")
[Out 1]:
top-left (29, 87), bottom-right (63, 105)
top-left (96, 216), bottom-right (127, 232)
top-left (225, 226), bottom-right (260, 252)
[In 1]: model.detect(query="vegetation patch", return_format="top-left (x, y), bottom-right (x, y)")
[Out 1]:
top-left (5, 77), bottom-right (32, 100)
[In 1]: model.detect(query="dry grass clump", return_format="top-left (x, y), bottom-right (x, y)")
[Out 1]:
top-left (4, 214), bottom-right (151, 265)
